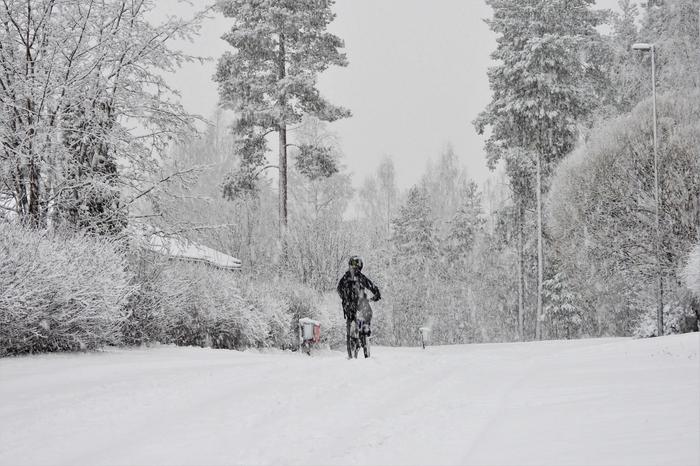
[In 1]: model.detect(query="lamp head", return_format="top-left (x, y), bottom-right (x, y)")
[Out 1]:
top-left (631, 43), bottom-right (654, 51)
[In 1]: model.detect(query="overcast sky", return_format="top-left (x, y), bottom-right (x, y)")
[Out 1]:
top-left (163, 0), bottom-right (619, 191)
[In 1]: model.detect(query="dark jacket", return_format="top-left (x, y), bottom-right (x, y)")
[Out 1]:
top-left (337, 270), bottom-right (381, 319)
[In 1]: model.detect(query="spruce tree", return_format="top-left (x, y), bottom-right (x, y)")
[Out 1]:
top-left (445, 181), bottom-right (485, 263)
top-left (390, 186), bottom-right (436, 344)
top-left (391, 186), bottom-right (436, 268)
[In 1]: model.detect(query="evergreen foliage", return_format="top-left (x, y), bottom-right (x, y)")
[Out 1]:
top-left (391, 186), bottom-right (436, 268)
top-left (214, 0), bottom-right (350, 220)
top-left (474, 0), bottom-right (603, 167)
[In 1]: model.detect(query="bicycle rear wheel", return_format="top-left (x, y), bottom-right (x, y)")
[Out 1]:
top-left (348, 320), bottom-right (360, 359)
top-left (361, 332), bottom-right (370, 358)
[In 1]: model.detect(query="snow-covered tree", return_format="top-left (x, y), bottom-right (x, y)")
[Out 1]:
top-left (444, 181), bottom-right (486, 264)
top-left (0, 0), bottom-right (203, 230)
top-left (357, 155), bottom-right (398, 255)
top-left (605, 0), bottom-right (646, 114)
top-left (548, 91), bottom-right (700, 335)
top-left (287, 117), bottom-right (355, 291)
top-left (543, 273), bottom-right (582, 339)
top-left (474, 0), bottom-right (604, 339)
top-left (155, 110), bottom-right (278, 270)
top-left (391, 186), bottom-right (436, 268)
top-left (421, 144), bottom-right (469, 238)
top-left (388, 186), bottom-right (437, 344)
top-left (214, 0), bottom-right (350, 239)
top-left (641, 0), bottom-right (700, 92)
top-left (377, 156), bottom-right (398, 238)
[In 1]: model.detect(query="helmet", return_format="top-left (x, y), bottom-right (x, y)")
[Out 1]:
top-left (348, 255), bottom-right (363, 271)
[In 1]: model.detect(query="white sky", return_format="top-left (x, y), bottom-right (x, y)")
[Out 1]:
top-left (163, 0), bottom-right (620, 191)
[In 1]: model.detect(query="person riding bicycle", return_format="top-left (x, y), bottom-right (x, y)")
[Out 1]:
top-left (337, 255), bottom-right (381, 358)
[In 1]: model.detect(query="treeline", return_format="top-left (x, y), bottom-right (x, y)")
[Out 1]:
top-left (209, 0), bottom-right (700, 345)
top-left (0, 0), bottom-right (348, 355)
top-left (369, 0), bottom-right (700, 343)
top-left (2, 0), bottom-right (699, 355)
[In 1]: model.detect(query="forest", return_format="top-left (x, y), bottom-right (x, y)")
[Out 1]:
top-left (1, 0), bottom-right (699, 355)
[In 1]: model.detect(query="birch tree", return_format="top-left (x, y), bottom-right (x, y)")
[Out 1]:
top-left (0, 0), bottom-right (204, 231)
top-left (549, 92), bottom-right (700, 335)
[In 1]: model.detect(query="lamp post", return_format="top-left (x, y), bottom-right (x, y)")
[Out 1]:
top-left (632, 42), bottom-right (663, 336)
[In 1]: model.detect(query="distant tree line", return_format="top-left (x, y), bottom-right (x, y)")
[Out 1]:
top-left (1, 0), bottom-right (698, 356)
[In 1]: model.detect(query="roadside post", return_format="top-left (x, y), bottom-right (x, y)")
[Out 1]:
top-left (419, 326), bottom-right (431, 349)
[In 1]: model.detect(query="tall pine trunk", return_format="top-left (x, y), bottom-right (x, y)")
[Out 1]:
top-left (518, 200), bottom-right (525, 340)
top-left (278, 125), bottom-right (287, 233)
top-left (535, 150), bottom-right (544, 340)
top-left (277, 33), bottom-right (288, 255)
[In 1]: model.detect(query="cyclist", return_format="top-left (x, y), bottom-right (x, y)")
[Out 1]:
top-left (337, 255), bottom-right (381, 358)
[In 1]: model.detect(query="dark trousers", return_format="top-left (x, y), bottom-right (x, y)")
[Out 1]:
top-left (345, 317), bottom-right (354, 358)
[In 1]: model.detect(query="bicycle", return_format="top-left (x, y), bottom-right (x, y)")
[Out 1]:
top-left (347, 314), bottom-right (370, 359)
top-left (346, 295), bottom-right (377, 359)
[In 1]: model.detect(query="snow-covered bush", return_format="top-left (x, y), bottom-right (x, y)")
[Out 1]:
top-left (631, 243), bottom-right (699, 338)
top-left (0, 223), bottom-right (129, 356)
top-left (155, 262), bottom-right (269, 349)
top-left (632, 301), bottom-right (698, 338)
top-left (121, 245), bottom-right (168, 345)
top-left (313, 292), bottom-right (346, 349)
top-left (122, 247), bottom-right (346, 351)
top-left (240, 277), bottom-right (345, 350)
top-left (682, 243), bottom-right (700, 298)
top-left (549, 91), bottom-right (700, 336)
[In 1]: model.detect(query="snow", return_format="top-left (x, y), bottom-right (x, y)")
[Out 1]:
top-left (1, 334), bottom-right (698, 466)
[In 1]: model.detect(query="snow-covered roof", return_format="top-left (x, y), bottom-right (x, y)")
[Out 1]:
top-left (147, 235), bottom-right (242, 271)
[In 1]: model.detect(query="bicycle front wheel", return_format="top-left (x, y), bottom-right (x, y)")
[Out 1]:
top-left (360, 333), bottom-right (370, 358)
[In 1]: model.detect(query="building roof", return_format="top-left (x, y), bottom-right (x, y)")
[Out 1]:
top-left (147, 235), bottom-right (242, 271)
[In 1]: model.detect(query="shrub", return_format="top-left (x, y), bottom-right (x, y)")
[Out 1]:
top-left (121, 245), bottom-right (167, 345)
top-left (0, 223), bottom-right (129, 356)
top-left (682, 242), bottom-right (700, 298)
top-left (122, 250), bottom-right (341, 351)
top-left (632, 300), bottom-right (698, 338)
top-left (239, 276), bottom-right (346, 350)
top-left (155, 262), bottom-right (268, 349)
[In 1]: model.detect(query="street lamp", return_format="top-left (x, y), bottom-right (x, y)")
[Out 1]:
top-left (632, 42), bottom-right (663, 336)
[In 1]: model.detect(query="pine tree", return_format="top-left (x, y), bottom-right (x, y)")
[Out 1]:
top-left (543, 272), bottom-right (582, 339)
top-left (607, 0), bottom-right (645, 113)
top-left (445, 181), bottom-right (486, 263)
top-left (474, 0), bottom-right (603, 339)
top-left (214, 0), bottom-right (350, 241)
top-left (391, 186), bottom-right (436, 268)
top-left (641, 0), bottom-right (700, 92)
top-left (389, 186), bottom-right (437, 344)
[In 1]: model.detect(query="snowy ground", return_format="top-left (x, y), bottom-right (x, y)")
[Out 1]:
top-left (1, 335), bottom-right (698, 466)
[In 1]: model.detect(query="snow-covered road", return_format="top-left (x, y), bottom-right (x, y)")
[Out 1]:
top-left (1, 334), bottom-right (698, 466)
